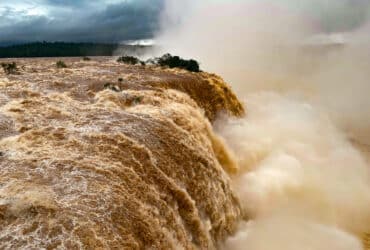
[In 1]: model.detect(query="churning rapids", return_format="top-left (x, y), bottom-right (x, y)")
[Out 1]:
top-left (0, 57), bottom-right (245, 249)
top-left (0, 57), bottom-right (369, 249)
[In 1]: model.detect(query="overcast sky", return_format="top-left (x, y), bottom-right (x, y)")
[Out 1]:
top-left (0, 0), bottom-right (163, 44)
top-left (0, 0), bottom-right (369, 45)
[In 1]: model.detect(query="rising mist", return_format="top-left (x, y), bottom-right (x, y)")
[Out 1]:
top-left (156, 0), bottom-right (370, 249)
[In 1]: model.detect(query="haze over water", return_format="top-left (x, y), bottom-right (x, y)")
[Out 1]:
top-left (157, 0), bottom-right (370, 249)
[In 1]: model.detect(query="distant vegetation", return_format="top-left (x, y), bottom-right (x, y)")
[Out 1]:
top-left (0, 42), bottom-right (152, 58)
top-left (155, 54), bottom-right (200, 72)
top-left (117, 53), bottom-right (201, 73)
top-left (0, 42), bottom-right (201, 73)
top-left (117, 55), bottom-right (140, 65)
top-left (56, 60), bottom-right (67, 68)
top-left (1, 62), bottom-right (18, 74)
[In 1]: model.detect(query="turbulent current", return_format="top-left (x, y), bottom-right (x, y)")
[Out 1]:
top-left (0, 58), bottom-right (244, 249)
top-left (0, 57), bottom-right (370, 250)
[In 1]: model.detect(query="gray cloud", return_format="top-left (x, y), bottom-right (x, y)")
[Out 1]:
top-left (1, 0), bottom-right (370, 45)
top-left (0, 0), bottom-right (164, 44)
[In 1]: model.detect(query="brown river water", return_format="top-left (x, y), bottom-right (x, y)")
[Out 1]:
top-left (0, 57), bottom-right (369, 249)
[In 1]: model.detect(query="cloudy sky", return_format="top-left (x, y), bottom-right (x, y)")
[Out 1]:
top-left (0, 0), bottom-right (369, 45)
top-left (0, 0), bottom-right (163, 45)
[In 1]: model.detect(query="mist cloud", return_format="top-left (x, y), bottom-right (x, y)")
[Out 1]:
top-left (157, 0), bottom-right (370, 249)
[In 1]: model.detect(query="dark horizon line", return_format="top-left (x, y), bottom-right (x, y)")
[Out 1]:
top-left (0, 41), bottom-right (154, 48)
top-left (0, 42), bottom-right (154, 59)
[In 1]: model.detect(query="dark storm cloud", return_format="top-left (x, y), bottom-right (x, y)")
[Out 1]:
top-left (42, 0), bottom-right (91, 6)
top-left (0, 0), bottom-right (164, 44)
top-left (1, 0), bottom-right (370, 45)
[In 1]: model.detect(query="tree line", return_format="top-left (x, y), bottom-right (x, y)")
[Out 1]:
top-left (0, 42), bottom-right (151, 58)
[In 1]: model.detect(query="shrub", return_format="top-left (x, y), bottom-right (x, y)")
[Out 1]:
top-left (117, 55), bottom-right (140, 65)
top-left (56, 60), bottom-right (67, 68)
top-left (1, 62), bottom-right (18, 74)
top-left (83, 56), bottom-right (91, 61)
top-left (153, 54), bottom-right (200, 72)
top-left (116, 54), bottom-right (200, 72)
